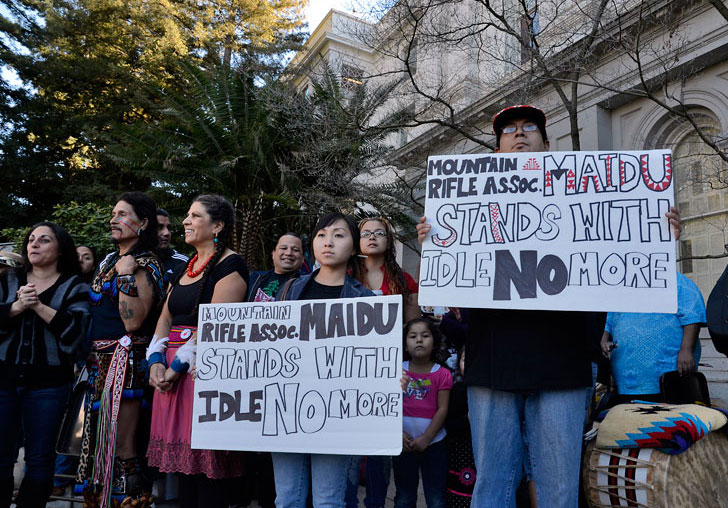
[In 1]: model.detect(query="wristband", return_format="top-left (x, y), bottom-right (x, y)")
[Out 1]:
top-left (171, 338), bottom-right (197, 373)
top-left (146, 334), bottom-right (169, 366)
top-left (116, 274), bottom-right (138, 296)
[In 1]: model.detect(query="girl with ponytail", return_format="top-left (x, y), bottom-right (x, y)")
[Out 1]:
top-left (146, 195), bottom-right (249, 508)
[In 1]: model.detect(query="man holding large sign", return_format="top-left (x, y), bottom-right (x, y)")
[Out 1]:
top-left (416, 105), bottom-right (681, 507)
top-left (419, 124), bottom-right (677, 312)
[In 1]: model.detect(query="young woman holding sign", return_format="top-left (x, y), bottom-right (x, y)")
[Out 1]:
top-left (271, 212), bottom-right (375, 508)
top-left (146, 194), bottom-right (249, 508)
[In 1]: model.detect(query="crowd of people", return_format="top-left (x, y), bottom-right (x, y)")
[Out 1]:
top-left (0, 104), bottom-right (717, 508)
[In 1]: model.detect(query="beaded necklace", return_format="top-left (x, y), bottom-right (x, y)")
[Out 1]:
top-left (186, 252), bottom-right (216, 278)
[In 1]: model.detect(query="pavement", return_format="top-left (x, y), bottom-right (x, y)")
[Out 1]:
top-left (13, 451), bottom-right (427, 507)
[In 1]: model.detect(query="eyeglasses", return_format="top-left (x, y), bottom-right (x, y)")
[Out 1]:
top-left (501, 123), bottom-right (539, 134)
top-left (360, 230), bottom-right (387, 238)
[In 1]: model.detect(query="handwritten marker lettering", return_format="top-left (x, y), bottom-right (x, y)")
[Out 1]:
top-left (419, 150), bottom-right (677, 313)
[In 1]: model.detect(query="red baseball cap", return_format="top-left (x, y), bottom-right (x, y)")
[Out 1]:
top-left (492, 104), bottom-right (547, 134)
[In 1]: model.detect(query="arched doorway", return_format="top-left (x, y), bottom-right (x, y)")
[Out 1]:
top-left (645, 108), bottom-right (728, 298)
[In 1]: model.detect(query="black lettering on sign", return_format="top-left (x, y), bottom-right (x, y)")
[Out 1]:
top-left (493, 250), bottom-right (568, 300)
top-left (262, 383), bottom-right (299, 436)
top-left (493, 250), bottom-right (538, 300)
top-left (314, 346), bottom-right (400, 379)
top-left (299, 302), bottom-right (400, 341)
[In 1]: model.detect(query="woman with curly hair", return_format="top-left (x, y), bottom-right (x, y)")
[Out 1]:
top-left (146, 195), bottom-right (249, 508)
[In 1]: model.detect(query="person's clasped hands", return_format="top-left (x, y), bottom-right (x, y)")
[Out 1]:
top-left (149, 362), bottom-right (171, 392)
top-left (15, 284), bottom-right (40, 309)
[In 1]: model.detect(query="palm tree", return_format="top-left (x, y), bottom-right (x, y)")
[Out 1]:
top-left (107, 61), bottom-right (418, 268)
top-left (107, 62), bottom-right (294, 268)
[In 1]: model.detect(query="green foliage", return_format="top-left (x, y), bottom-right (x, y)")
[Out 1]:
top-left (1, 201), bottom-right (113, 253)
top-left (0, 1), bottom-right (417, 267)
top-left (0, 0), bottom-right (307, 231)
top-left (271, 63), bottom-right (419, 245)
top-left (0, 0), bottom-right (187, 228)
top-left (105, 63), bottom-right (294, 268)
top-left (0, 229), bottom-right (25, 252)
top-left (50, 201), bottom-right (115, 254)
top-left (105, 60), bottom-right (419, 269)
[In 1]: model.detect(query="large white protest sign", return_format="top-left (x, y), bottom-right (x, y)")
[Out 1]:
top-left (419, 150), bottom-right (677, 313)
top-left (191, 296), bottom-right (403, 455)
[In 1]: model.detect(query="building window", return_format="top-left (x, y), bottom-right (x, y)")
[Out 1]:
top-left (398, 129), bottom-right (408, 147)
top-left (709, 193), bottom-right (720, 211)
top-left (648, 109), bottom-right (723, 211)
top-left (678, 200), bottom-right (691, 217)
top-left (520, 0), bottom-right (539, 63)
top-left (645, 108), bottom-right (726, 297)
top-left (680, 239), bottom-right (693, 274)
top-left (341, 64), bottom-right (364, 91)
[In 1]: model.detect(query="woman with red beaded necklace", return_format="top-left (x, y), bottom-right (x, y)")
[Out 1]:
top-left (146, 195), bottom-right (249, 508)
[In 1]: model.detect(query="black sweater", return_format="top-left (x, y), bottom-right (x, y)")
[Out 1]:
top-left (464, 308), bottom-right (603, 391)
top-left (0, 271), bottom-right (90, 388)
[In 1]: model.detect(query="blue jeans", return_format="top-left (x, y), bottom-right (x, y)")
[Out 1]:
top-left (391, 440), bottom-right (446, 508)
top-left (53, 454), bottom-right (78, 487)
top-left (271, 452), bottom-right (356, 508)
top-left (345, 458), bottom-right (360, 508)
top-left (0, 384), bottom-right (71, 497)
top-left (344, 456), bottom-right (391, 508)
top-left (467, 386), bottom-right (587, 508)
top-left (364, 456), bottom-right (391, 508)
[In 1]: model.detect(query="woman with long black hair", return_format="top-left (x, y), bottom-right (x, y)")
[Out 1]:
top-left (0, 222), bottom-right (90, 508)
top-left (354, 217), bottom-right (420, 508)
top-left (147, 194), bottom-right (249, 508)
top-left (272, 212), bottom-right (374, 508)
top-left (357, 217), bottom-right (420, 331)
top-left (76, 245), bottom-right (98, 284)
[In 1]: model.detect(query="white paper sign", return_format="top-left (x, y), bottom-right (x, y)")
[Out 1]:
top-left (419, 150), bottom-right (677, 313)
top-left (191, 296), bottom-right (403, 455)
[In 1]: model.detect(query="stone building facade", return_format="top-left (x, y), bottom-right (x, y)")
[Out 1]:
top-left (291, 0), bottom-right (728, 399)
top-left (292, 1), bottom-right (728, 300)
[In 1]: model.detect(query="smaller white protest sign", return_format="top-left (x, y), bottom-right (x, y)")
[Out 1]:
top-left (419, 149), bottom-right (677, 313)
top-left (191, 296), bottom-right (403, 455)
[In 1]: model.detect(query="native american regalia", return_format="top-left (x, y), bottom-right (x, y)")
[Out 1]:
top-left (146, 255), bottom-right (247, 479)
top-left (76, 251), bottom-right (164, 507)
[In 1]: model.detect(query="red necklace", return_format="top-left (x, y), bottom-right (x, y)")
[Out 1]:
top-left (187, 252), bottom-right (215, 278)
